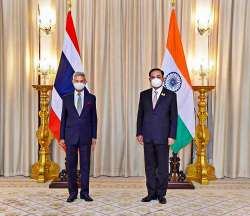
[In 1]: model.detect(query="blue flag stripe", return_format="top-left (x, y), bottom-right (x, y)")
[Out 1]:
top-left (54, 52), bottom-right (75, 97)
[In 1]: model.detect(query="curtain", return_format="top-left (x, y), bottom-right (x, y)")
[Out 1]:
top-left (2, 0), bottom-right (249, 178)
top-left (0, 0), bottom-right (3, 174)
top-left (51, 0), bottom-right (196, 176)
top-left (212, 0), bottom-right (250, 178)
top-left (0, 0), bottom-right (38, 176)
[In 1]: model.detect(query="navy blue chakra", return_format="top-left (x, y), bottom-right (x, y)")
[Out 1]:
top-left (164, 72), bottom-right (182, 92)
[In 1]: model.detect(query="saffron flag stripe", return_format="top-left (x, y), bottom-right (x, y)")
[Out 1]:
top-left (166, 10), bottom-right (192, 87)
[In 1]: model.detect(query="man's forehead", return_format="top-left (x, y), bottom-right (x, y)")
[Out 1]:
top-left (150, 71), bottom-right (162, 76)
top-left (74, 76), bottom-right (85, 79)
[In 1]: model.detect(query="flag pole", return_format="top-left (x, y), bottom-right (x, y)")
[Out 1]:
top-left (165, 0), bottom-right (195, 189)
top-left (67, 0), bottom-right (72, 11)
top-left (171, 0), bottom-right (176, 7)
top-left (60, 0), bottom-right (72, 185)
top-left (51, 0), bottom-right (73, 187)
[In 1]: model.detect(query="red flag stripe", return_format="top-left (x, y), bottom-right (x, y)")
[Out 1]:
top-left (66, 11), bottom-right (81, 55)
top-left (49, 109), bottom-right (61, 142)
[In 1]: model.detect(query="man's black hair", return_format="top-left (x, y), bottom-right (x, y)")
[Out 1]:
top-left (149, 68), bottom-right (164, 77)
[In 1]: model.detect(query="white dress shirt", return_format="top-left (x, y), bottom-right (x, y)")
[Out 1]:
top-left (152, 86), bottom-right (163, 102)
top-left (74, 89), bottom-right (84, 110)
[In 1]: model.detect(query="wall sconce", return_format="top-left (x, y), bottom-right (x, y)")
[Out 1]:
top-left (197, 19), bottom-right (210, 35)
top-left (196, 8), bottom-right (211, 35)
top-left (36, 4), bottom-right (57, 85)
top-left (38, 5), bottom-right (56, 34)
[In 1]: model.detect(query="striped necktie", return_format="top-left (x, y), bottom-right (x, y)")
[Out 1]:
top-left (152, 90), bottom-right (158, 109)
top-left (77, 92), bottom-right (82, 115)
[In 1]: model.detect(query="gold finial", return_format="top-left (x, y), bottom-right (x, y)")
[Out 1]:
top-left (171, 0), bottom-right (176, 7)
top-left (67, 0), bottom-right (72, 11)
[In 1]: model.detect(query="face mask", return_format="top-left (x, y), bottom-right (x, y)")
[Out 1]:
top-left (73, 82), bottom-right (85, 91)
top-left (151, 78), bottom-right (163, 88)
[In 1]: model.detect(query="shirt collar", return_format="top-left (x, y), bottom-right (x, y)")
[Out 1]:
top-left (152, 86), bottom-right (163, 95)
top-left (74, 89), bottom-right (84, 96)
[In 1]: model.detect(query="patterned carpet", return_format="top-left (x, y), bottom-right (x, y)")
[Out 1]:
top-left (0, 177), bottom-right (249, 216)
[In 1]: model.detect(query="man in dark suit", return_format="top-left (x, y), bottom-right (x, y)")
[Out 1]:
top-left (136, 68), bottom-right (178, 204)
top-left (60, 72), bottom-right (97, 203)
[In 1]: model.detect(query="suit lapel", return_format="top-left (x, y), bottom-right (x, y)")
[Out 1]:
top-left (70, 93), bottom-right (80, 117)
top-left (146, 89), bottom-right (154, 111)
top-left (80, 87), bottom-right (90, 118)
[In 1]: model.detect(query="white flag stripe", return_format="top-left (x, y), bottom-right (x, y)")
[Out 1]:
top-left (162, 49), bottom-right (195, 137)
top-left (63, 32), bottom-right (84, 73)
top-left (51, 87), bottom-right (63, 120)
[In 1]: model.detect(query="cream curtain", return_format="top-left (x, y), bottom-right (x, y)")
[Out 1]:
top-left (212, 0), bottom-right (250, 178)
top-left (51, 0), bottom-right (196, 176)
top-left (2, 0), bottom-right (249, 178)
top-left (0, 0), bottom-right (3, 174)
top-left (0, 0), bottom-right (38, 176)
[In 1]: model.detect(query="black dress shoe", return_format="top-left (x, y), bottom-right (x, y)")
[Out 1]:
top-left (66, 195), bottom-right (77, 203)
top-left (80, 194), bottom-right (93, 202)
top-left (141, 195), bottom-right (157, 202)
top-left (158, 196), bottom-right (167, 204)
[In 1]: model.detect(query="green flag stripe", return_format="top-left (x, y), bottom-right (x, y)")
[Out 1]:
top-left (171, 116), bottom-right (193, 153)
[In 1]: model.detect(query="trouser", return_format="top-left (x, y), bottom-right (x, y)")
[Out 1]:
top-left (66, 142), bottom-right (91, 196)
top-left (144, 142), bottom-right (169, 197)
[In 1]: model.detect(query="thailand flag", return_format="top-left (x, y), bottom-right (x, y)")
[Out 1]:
top-left (49, 11), bottom-right (83, 150)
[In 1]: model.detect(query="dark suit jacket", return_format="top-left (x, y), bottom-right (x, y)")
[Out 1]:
top-left (136, 87), bottom-right (178, 144)
top-left (60, 88), bottom-right (97, 145)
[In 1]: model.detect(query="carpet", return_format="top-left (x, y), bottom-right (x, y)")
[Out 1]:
top-left (0, 177), bottom-right (249, 216)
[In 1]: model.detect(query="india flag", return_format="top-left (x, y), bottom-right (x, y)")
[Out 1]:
top-left (161, 8), bottom-right (195, 153)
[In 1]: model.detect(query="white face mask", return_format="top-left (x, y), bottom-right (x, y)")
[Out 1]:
top-left (73, 82), bottom-right (85, 91)
top-left (151, 78), bottom-right (163, 88)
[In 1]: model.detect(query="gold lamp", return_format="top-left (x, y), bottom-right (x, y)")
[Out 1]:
top-left (187, 60), bottom-right (216, 185)
top-left (186, 6), bottom-right (216, 184)
top-left (31, 85), bottom-right (60, 183)
top-left (31, 4), bottom-right (59, 183)
top-left (186, 85), bottom-right (216, 185)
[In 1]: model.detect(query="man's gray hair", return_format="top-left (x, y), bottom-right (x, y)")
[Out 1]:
top-left (73, 72), bottom-right (85, 79)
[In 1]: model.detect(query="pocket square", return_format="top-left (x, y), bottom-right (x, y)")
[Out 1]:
top-left (86, 101), bottom-right (92, 106)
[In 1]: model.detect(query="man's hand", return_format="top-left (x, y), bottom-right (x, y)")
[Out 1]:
top-left (137, 135), bottom-right (144, 145)
top-left (168, 138), bottom-right (175, 146)
top-left (59, 139), bottom-right (65, 146)
top-left (92, 139), bottom-right (97, 151)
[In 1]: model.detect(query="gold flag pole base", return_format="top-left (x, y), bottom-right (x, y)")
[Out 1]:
top-left (186, 163), bottom-right (216, 185)
top-left (31, 85), bottom-right (60, 183)
top-left (186, 86), bottom-right (216, 185)
top-left (31, 161), bottom-right (60, 183)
